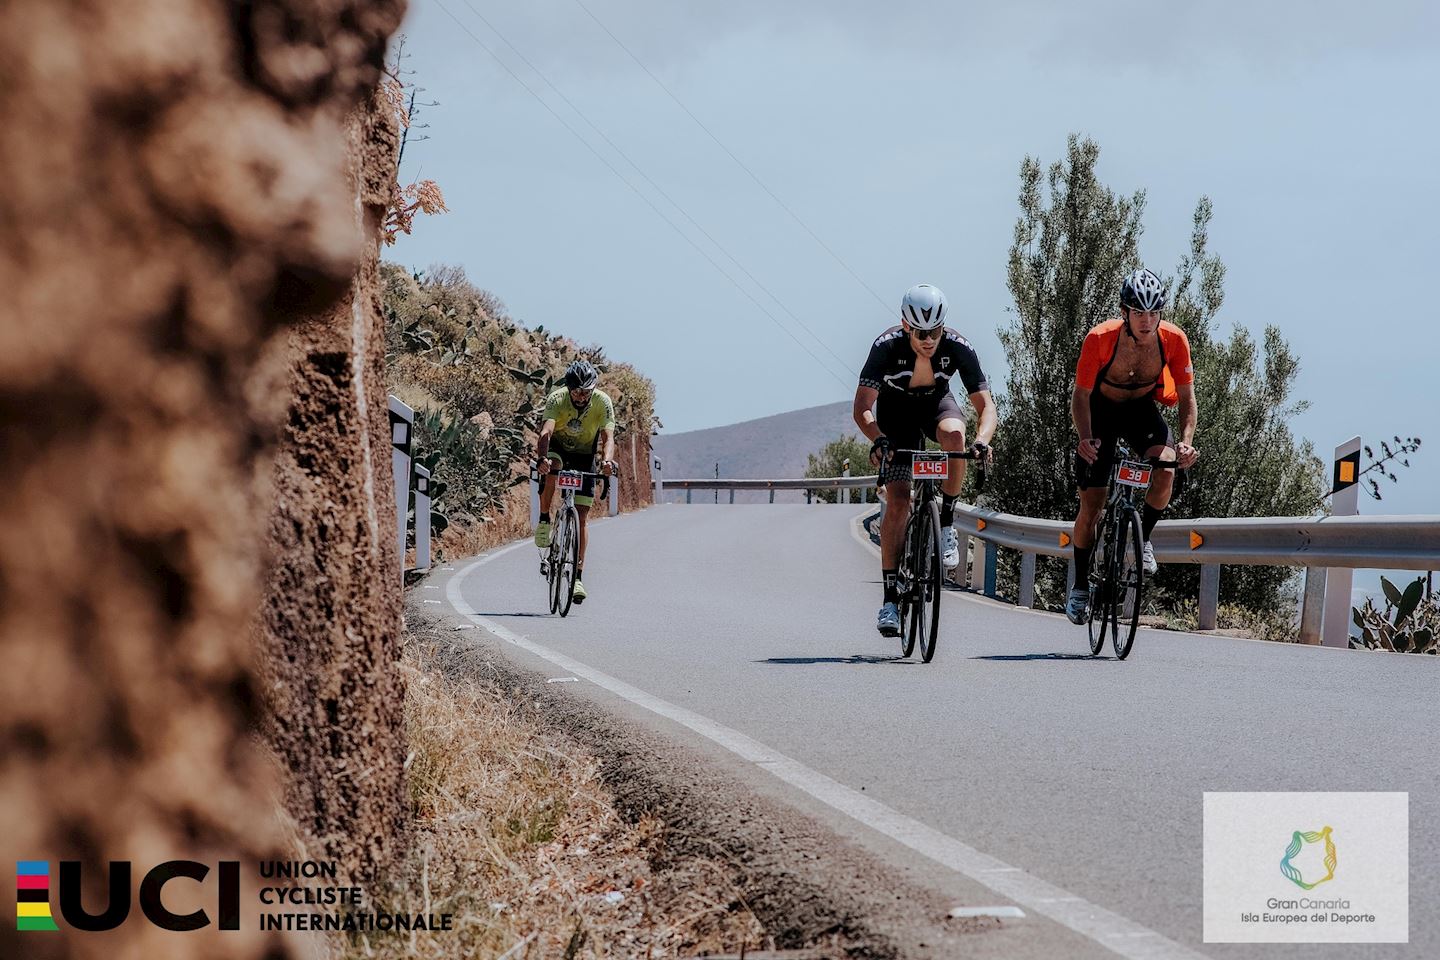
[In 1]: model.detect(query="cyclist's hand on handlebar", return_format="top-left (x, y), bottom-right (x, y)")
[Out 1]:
top-left (969, 440), bottom-right (993, 467)
top-left (1077, 437), bottom-right (1101, 464)
top-left (601, 459), bottom-right (616, 477)
top-left (1176, 442), bottom-right (1199, 469)
top-left (869, 435), bottom-right (892, 468)
top-left (537, 457), bottom-right (553, 476)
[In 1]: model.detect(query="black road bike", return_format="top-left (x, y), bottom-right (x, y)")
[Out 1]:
top-left (891, 448), bottom-right (988, 663)
top-left (533, 466), bottom-right (615, 617)
top-left (1085, 441), bottom-right (1171, 660)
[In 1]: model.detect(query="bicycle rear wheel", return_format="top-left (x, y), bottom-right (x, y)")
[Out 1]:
top-left (897, 508), bottom-right (919, 658)
top-left (557, 508), bottom-right (580, 617)
top-left (1112, 506), bottom-right (1144, 660)
top-left (547, 523), bottom-right (565, 614)
top-left (915, 500), bottom-right (943, 663)
top-left (1087, 511), bottom-right (1117, 656)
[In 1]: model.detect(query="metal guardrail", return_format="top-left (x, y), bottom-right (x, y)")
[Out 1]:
top-left (661, 475), bottom-right (879, 504)
top-left (656, 466), bottom-right (1438, 648)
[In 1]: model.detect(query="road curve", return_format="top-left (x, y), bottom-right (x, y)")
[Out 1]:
top-left (440, 504), bottom-right (1437, 959)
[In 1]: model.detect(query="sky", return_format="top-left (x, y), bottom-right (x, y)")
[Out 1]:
top-left (389, 0), bottom-right (1437, 547)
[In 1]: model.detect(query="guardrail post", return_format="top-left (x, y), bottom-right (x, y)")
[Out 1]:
top-left (966, 537), bottom-right (987, 592)
top-left (729, 488), bottom-right (735, 505)
top-left (1322, 436), bottom-right (1362, 647)
top-left (387, 395), bottom-right (414, 580)
top-left (1198, 563), bottom-right (1220, 631)
top-left (1298, 567), bottom-right (1326, 645)
top-left (412, 464), bottom-right (431, 573)
top-left (983, 542), bottom-right (998, 597)
top-left (806, 489), bottom-right (812, 505)
top-left (1018, 552), bottom-right (1036, 608)
top-left (653, 456), bottom-right (663, 505)
top-left (768, 484), bottom-right (775, 504)
top-left (686, 487), bottom-right (692, 505)
top-left (842, 460), bottom-right (851, 505)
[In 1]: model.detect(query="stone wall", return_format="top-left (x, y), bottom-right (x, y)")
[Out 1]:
top-left (0, 2), bottom-right (403, 958)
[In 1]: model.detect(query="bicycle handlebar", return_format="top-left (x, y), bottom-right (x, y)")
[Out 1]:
top-left (892, 448), bottom-right (991, 492)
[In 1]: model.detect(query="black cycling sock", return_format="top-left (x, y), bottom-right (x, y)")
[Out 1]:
top-left (539, 512), bottom-right (550, 523)
top-left (1142, 503), bottom-right (1163, 541)
top-left (1072, 545), bottom-right (1093, 590)
top-left (882, 568), bottom-right (899, 604)
top-left (940, 492), bottom-right (957, 527)
top-left (575, 567), bottom-right (583, 582)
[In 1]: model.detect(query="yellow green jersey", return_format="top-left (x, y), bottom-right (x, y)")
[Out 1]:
top-left (543, 387), bottom-right (615, 454)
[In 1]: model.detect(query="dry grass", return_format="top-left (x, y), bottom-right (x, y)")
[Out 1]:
top-left (339, 627), bottom-right (766, 960)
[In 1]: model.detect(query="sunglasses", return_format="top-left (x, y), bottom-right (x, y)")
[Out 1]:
top-left (908, 325), bottom-right (943, 341)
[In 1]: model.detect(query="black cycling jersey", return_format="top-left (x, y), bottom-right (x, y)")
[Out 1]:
top-left (858, 326), bottom-right (989, 399)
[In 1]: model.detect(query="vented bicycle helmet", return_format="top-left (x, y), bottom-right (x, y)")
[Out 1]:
top-left (1119, 268), bottom-right (1167, 312)
top-left (564, 359), bottom-right (599, 390)
top-left (901, 284), bottom-right (947, 330)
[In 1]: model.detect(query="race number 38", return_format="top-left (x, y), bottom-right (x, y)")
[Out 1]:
top-left (1116, 461), bottom-right (1151, 487)
top-left (557, 472), bottom-right (584, 490)
top-left (912, 455), bottom-right (948, 479)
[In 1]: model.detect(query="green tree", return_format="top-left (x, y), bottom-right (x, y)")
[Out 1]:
top-left (805, 435), bottom-right (878, 504)
top-left (990, 135), bottom-right (1326, 616)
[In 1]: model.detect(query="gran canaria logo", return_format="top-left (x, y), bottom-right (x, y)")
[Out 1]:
top-left (1280, 825), bottom-right (1337, 890)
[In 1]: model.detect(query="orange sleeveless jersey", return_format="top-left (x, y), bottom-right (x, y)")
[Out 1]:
top-left (1074, 318), bottom-right (1194, 407)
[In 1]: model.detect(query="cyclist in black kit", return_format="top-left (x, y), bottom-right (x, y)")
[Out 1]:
top-left (853, 284), bottom-right (996, 637)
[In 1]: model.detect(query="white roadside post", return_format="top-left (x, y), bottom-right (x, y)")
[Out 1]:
top-left (653, 456), bottom-right (663, 504)
top-left (1322, 436), bottom-right (1362, 647)
top-left (387, 395), bottom-right (414, 579)
top-left (608, 471), bottom-right (619, 517)
top-left (842, 459), bottom-right (851, 505)
top-left (412, 464), bottom-right (431, 573)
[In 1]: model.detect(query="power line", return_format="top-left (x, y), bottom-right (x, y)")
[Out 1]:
top-left (571, 0), bottom-right (895, 319)
top-left (430, 0), bottom-right (854, 389)
top-left (456, 0), bottom-right (856, 383)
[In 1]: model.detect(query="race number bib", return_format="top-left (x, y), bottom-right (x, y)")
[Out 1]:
top-left (911, 453), bottom-right (949, 479)
top-left (1116, 461), bottom-right (1152, 488)
top-left (557, 471), bottom-right (584, 490)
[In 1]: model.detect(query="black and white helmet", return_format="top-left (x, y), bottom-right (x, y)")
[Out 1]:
top-left (564, 359), bottom-right (599, 390)
top-left (900, 283), bottom-right (947, 331)
top-left (1119, 268), bottom-right (1167, 312)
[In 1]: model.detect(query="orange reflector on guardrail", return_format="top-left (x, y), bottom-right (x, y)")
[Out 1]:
top-left (976, 519), bottom-right (987, 531)
top-left (1190, 530), bottom-right (1204, 550)
top-left (1059, 532), bottom-right (1071, 548)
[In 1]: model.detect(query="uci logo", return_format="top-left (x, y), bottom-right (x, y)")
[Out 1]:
top-left (16, 860), bottom-right (241, 932)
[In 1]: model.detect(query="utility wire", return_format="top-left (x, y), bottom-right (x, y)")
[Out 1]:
top-left (459, 0), bottom-right (856, 381)
top-left (431, 0), bottom-right (854, 388)
top-left (571, 0), bottom-right (895, 318)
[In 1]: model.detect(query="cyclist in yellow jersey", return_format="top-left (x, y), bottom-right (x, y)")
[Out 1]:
top-left (535, 360), bottom-right (616, 604)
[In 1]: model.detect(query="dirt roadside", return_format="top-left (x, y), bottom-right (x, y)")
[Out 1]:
top-left (396, 600), bottom-right (1014, 959)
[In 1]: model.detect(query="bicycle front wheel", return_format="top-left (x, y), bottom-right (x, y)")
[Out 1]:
top-left (1112, 506), bottom-right (1144, 660)
top-left (557, 508), bottom-right (580, 618)
top-left (548, 523), bottom-right (565, 614)
top-left (897, 508), bottom-right (919, 658)
top-left (898, 500), bottom-right (944, 664)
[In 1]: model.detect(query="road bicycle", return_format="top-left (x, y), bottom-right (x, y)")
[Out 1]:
top-left (891, 448), bottom-right (988, 662)
top-left (532, 465), bottom-right (615, 617)
top-left (1084, 441), bottom-right (1171, 660)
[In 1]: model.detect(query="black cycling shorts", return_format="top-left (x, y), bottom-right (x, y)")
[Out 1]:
top-left (1076, 393), bottom-right (1172, 490)
top-left (876, 392), bottom-right (965, 486)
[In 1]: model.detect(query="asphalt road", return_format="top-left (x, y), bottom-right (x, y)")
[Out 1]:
top-left (439, 504), bottom-right (1437, 959)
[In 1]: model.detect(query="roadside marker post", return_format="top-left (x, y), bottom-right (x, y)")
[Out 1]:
top-left (1322, 436), bottom-right (1362, 648)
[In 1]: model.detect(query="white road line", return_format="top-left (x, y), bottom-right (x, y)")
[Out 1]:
top-left (442, 543), bottom-right (1210, 960)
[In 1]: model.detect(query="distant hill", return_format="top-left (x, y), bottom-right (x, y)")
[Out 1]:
top-left (652, 401), bottom-right (862, 502)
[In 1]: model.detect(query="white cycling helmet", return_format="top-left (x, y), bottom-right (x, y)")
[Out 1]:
top-left (901, 283), bottom-right (947, 330)
top-left (1120, 268), bottom-right (1167, 312)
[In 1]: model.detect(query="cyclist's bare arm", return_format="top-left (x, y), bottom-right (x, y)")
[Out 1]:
top-left (1175, 383), bottom-right (1198, 467)
top-left (599, 426), bottom-right (616, 475)
top-left (536, 419), bottom-right (557, 473)
top-left (968, 389), bottom-right (998, 446)
top-left (852, 385), bottom-right (881, 442)
top-left (1071, 384), bottom-right (1099, 462)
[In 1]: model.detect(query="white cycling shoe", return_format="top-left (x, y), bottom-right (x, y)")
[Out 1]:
top-left (1065, 588), bottom-right (1090, 625)
top-left (1141, 540), bottom-right (1158, 575)
top-left (941, 526), bottom-right (961, 570)
top-left (877, 602), bottom-right (901, 637)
